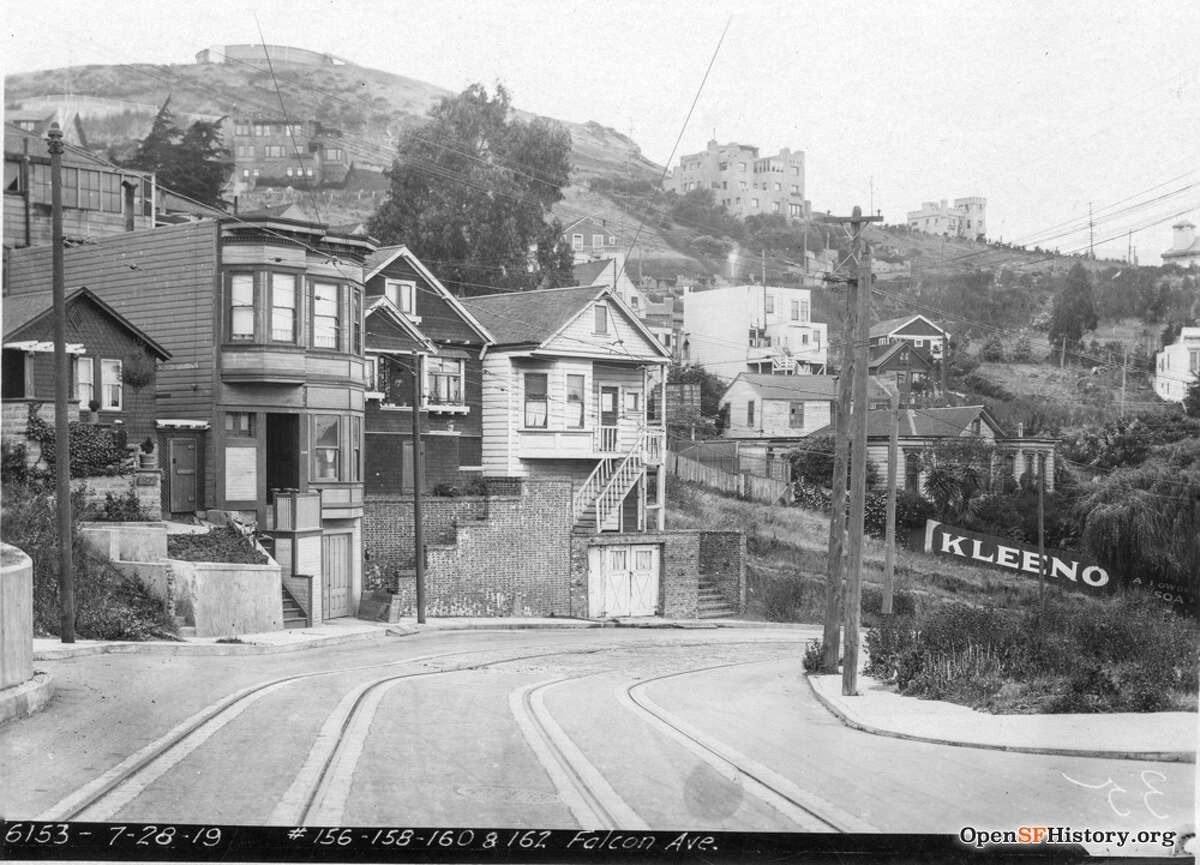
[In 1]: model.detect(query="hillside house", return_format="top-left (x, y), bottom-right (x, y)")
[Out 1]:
top-left (906, 198), bottom-right (987, 239)
top-left (3, 121), bottom-right (156, 249)
top-left (571, 257), bottom-right (650, 316)
top-left (225, 118), bottom-right (351, 193)
top-left (868, 314), bottom-right (950, 364)
top-left (682, 284), bottom-right (828, 377)
top-left (361, 245), bottom-right (493, 493)
top-left (461, 285), bottom-right (671, 533)
top-left (5, 215), bottom-right (375, 622)
top-left (1154, 326), bottom-right (1200, 402)
top-left (665, 140), bottom-right (811, 221)
top-left (810, 405), bottom-right (1057, 495)
top-left (1161, 221), bottom-right (1200, 268)
top-left (2, 287), bottom-right (171, 442)
top-left (868, 340), bottom-right (937, 404)
top-left (719, 373), bottom-right (888, 442)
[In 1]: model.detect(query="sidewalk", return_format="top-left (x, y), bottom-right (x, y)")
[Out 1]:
top-left (807, 673), bottom-right (1198, 763)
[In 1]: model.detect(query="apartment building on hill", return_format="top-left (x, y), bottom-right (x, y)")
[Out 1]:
top-left (664, 140), bottom-right (811, 221)
top-left (906, 197), bottom-right (987, 240)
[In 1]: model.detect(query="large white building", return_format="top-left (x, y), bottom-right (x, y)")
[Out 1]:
top-left (1154, 326), bottom-right (1200, 403)
top-left (1161, 220), bottom-right (1200, 268)
top-left (906, 197), bottom-right (987, 240)
top-left (681, 284), bottom-right (828, 379)
top-left (664, 140), bottom-right (811, 221)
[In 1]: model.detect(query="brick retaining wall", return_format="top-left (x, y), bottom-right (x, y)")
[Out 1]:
top-left (699, 531), bottom-right (747, 613)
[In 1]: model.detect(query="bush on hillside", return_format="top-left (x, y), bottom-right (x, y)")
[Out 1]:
top-left (25, 406), bottom-right (128, 478)
top-left (167, 526), bottom-right (268, 564)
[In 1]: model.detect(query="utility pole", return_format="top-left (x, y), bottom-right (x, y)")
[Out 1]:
top-left (410, 350), bottom-right (426, 624)
top-left (1037, 452), bottom-right (1046, 616)
top-left (883, 387), bottom-right (899, 615)
top-left (1120, 342), bottom-right (1128, 417)
top-left (1088, 201), bottom-right (1095, 259)
top-left (49, 123), bottom-right (75, 643)
top-left (818, 206), bottom-right (881, 690)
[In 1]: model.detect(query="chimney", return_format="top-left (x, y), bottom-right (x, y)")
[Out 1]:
top-left (1172, 221), bottom-right (1196, 252)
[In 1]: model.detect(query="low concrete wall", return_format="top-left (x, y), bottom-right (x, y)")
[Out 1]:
top-left (0, 544), bottom-right (34, 690)
top-left (78, 521), bottom-right (168, 563)
top-left (79, 471), bottom-right (163, 520)
top-left (169, 559), bottom-right (283, 637)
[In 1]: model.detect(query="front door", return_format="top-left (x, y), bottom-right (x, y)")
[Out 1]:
top-left (322, 533), bottom-right (351, 619)
top-left (599, 386), bottom-right (619, 452)
top-left (168, 437), bottom-right (198, 513)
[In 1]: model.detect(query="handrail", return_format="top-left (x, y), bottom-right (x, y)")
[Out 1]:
top-left (572, 455), bottom-right (616, 524)
top-left (594, 429), bottom-right (646, 531)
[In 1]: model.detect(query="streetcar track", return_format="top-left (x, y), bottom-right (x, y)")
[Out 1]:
top-left (37, 637), bottom-right (804, 825)
top-left (619, 659), bottom-right (877, 833)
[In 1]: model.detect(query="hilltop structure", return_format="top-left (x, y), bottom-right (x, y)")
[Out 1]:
top-left (195, 44), bottom-right (347, 66)
top-left (664, 140), bottom-right (811, 221)
top-left (1161, 220), bottom-right (1200, 268)
top-left (906, 197), bottom-right (987, 240)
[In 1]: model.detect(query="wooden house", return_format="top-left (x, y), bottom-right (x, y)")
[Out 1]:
top-left (5, 215), bottom-right (375, 622)
top-left (720, 373), bottom-right (888, 441)
top-left (868, 314), bottom-right (950, 362)
top-left (2, 286), bottom-right (170, 441)
top-left (361, 245), bottom-right (493, 493)
top-left (868, 340), bottom-right (936, 405)
top-left (461, 285), bottom-right (671, 533)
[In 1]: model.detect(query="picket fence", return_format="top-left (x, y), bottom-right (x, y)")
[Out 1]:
top-left (667, 451), bottom-right (792, 505)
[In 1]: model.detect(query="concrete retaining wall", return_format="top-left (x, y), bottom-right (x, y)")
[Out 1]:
top-left (169, 559), bottom-right (282, 637)
top-left (0, 544), bottom-right (33, 690)
top-left (79, 471), bottom-right (163, 520)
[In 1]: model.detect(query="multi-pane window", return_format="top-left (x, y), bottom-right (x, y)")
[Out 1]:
top-left (1190, 349), bottom-right (1200, 373)
top-left (350, 416), bottom-right (362, 483)
top-left (746, 399), bottom-right (755, 426)
top-left (592, 234), bottom-right (604, 249)
top-left (324, 147), bottom-right (344, 161)
top-left (572, 234), bottom-right (583, 250)
top-left (225, 412), bottom-right (255, 437)
top-left (235, 144), bottom-right (255, 158)
top-left (312, 415), bottom-right (340, 481)
top-left (789, 401), bottom-right (804, 429)
top-left (270, 273), bottom-right (297, 342)
top-left (100, 174), bottom-right (121, 212)
top-left (101, 359), bottom-right (122, 410)
top-left (524, 373), bottom-right (548, 428)
top-left (790, 300), bottom-right (800, 321)
top-left (75, 356), bottom-right (94, 404)
top-left (593, 304), bottom-right (608, 335)
top-left (765, 295), bottom-right (774, 314)
top-left (311, 282), bottom-right (340, 348)
top-left (566, 374), bottom-right (585, 428)
top-left (624, 391), bottom-right (641, 412)
top-left (384, 279), bottom-right (415, 314)
top-left (351, 291), bottom-right (362, 354)
top-left (230, 274), bottom-right (256, 340)
top-left (425, 357), bottom-right (463, 404)
top-left (264, 145), bottom-right (286, 158)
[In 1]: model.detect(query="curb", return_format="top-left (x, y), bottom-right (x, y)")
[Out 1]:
top-left (804, 674), bottom-right (1195, 764)
top-left (33, 628), bottom-right (392, 660)
top-left (0, 673), bottom-right (54, 725)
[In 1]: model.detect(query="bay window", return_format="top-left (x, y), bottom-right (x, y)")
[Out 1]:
top-left (524, 373), bottom-right (548, 428)
top-left (270, 273), bottom-right (297, 342)
top-left (229, 274), bottom-right (256, 341)
top-left (311, 281), bottom-right (340, 348)
top-left (312, 415), bottom-right (340, 481)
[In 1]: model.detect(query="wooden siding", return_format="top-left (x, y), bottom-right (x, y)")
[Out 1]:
top-left (365, 258), bottom-right (480, 344)
top-left (893, 318), bottom-right (945, 338)
top-left (545, 299), bottom-right (662, 360)
top-left (480, 352), bottom-right (516, 476)
top-left (5, 222), bottom-right (220, 425)
top-left (221, 243), bottom-right (306, 268)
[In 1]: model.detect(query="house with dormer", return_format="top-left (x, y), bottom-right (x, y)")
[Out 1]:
top-left (461, 285), bottom-right (670, 533)
top-left (868, 314), bottom-right (950, 363)
top-left (361, 245), bottom-right (493, 493)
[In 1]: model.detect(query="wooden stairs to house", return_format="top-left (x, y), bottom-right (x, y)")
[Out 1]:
top-left (697, 576), bottom-right (737, 619)
top-left (572, 430), bottom-right (648, 533)
top-left (282, 586), bottom-right (309, 629)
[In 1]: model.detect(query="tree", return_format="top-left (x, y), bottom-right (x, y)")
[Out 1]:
top-left (1047, 262), bottom-right (1099, 350)
top-left (1185, 374), bottom-right (1200, 419)
top-left (368, 83), bottom-right (573, 295)
top-left (123, 99), bottom-right (231, 208)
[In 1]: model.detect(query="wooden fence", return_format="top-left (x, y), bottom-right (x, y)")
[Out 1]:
top-left (667, 451), bottom-right (792, 505)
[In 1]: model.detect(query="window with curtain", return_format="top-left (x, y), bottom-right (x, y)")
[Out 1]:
top-left (313, 415), bottom-right (340, 481)
top-left (270, 273), bottom-right (297, 342)
top-left (566, 374), bottom-right (585, 428)
top-left (425, 357), bottom-right (463, 404)
top-left (524, 373), bottom-right (548, 428)
top-left (311, 282), bottom-right (340, 349)
top-left (74, 356), bottom-right (94, 404)
top-left (230, 274), bottom-right (255, 341)
top-left (100, 359), bottom-right (122, 410)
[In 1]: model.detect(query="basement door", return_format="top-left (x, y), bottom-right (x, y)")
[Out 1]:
top-left (322, 533), bottom-right (352, 619)
top-left (587, 544), bottom-right (660, 618)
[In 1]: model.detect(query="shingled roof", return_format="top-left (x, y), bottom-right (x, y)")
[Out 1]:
top-left (571, 259), bottom-right (613, 287)
top-left (460, 285), bottom-right (604, 347)
top-left (809, 405), bottom-right (1001, 438)
top-left (3, 287), bottom-right (171, 359)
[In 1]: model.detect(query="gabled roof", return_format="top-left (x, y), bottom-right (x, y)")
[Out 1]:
top-left (3, 287), bottom-right (171, 359)
top-left (364, 296), bottom-right (436, 354)
top-left (238, 202), bottom-right (309, 220)
top-left (809, 405), bottom-right (1002, 439)
top-left (571, 259), bottom-right (613, 287)
top-left (721, 373), bottom-right (887, 405)
top-left (869, 341), bottom-right (934, 371)
top-left (361, 244), bottom-right (493, 344)
top-left (869, 314), bottom-right (948, 340)
top-left (4, 122), bottom-right (121, 170)
top-left (461, 284), bottom-right (669, 358)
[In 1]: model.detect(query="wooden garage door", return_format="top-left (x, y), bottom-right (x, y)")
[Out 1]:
top-left (587, 544), bottom-right (660, 618)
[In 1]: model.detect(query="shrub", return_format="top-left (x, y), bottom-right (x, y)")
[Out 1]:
top-left (167, 526), bottom-right (268, 564)
top-left (895, 491), bottom-right (935, 529)
top-left (759, 573), bottom-right (813, 622)
top-left (431, 482), bottom-right (461, 497)
top-left (791, 479), bottom-right (830, 512)
top-left (92, 486), bottom-right (152, 522)
top-left (802, 638), bottom-right (825, 673)
top-left (25, 406), bottom-right (128, 477)
top-left (462, 476), bottom-right (489, 496)
top-left (980, 335), bottom-right (1006, 362)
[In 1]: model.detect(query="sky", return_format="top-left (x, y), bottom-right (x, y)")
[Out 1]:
top-left (5, 0), bottom-right (1199, 262)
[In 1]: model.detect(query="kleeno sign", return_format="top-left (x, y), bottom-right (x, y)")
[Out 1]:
top-left (923, 520), bottom-right (1112, 594)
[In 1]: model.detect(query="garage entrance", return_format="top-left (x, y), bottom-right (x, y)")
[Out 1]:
top-left (587, 543), bottom-right (660, 618)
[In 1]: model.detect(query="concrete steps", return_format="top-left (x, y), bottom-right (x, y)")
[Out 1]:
top-left (281, 587), bottom-right (308, 629)
top-left (697, 579), bottom-right (737, 619)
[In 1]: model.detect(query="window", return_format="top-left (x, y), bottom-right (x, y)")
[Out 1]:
top-left (285, 167), bottom-right (294, 177)
top-left (608, 236), bottom-right (616, 245)
top-left (74, 356), bottom-right (94, 404)
top-left (312, 415), bottom-right (340, 481)
top-left (792, 184), bottom-right (800, 194)
top-left (624, 391), bottom-right (641, 413)
top-left (230, 274), bottom-right (256, 341)
top-left (752, 198), bottom-right (759, 208)
top-left (235, 144), bottom-right (255, 158)
top-left (225, 412), bottom-right (255, 437)
top-left (790, 300), bottom-right (800, 321)
top-left (765, 295), bottom-right (774, 313)
top-left (100, 359), bottom-right (122, 410)
top-left (593, 304), bottom-right (608, 335)
top-left (914, 338), bottom-right (924, 347)
top-left (746, 399), bottom-right (755, 426)
top-left (592, 234), bottom-right (604, 249)
top-left (306, 168), bottom-right (314, 177)
top-left (242, 169), bottom-right (251, 178)
top-left (1190, 349), bottom-right (1200, 373)
top-left (264, 145), bottom-right (286, 158)
top-left (566, 374), bottom-right (585, 428)
top-left (524, 373), bottom-right (548, 427)
top-left (311, 282), bottom-right (340, 349)
top-left (789, 203), bottom-right (803, 217)
top-left (350, 416), bottom-right (362, 483)
top-left (385, 279), bottom-right (415, 314)
top-left (81, 169), bottom-right (102, 210)
top-left (789, 401), bottom-right (804, 428)
top-left (234, 122), bottom-right (251, 136)
top-left (775, 182), bottom-right (782, 192)
top-left (324, 147), bottom-right (344, 161)
top-left (101, 173), bottom-right (121, 212)
top-left (61, 167), bottom-right (78, 208)
top-left (351, 291), bottom-right (362, 354)
top-left (572, 233), bottom-right (583, 250)
top-left (772, 201), bottom-right (781, 213)
top-left (800, 300), bottom-right (809, 321)
top-left (425, 357), bottom-right (463, 404)
top-left (738, 162), bottom-right (746, 171)
top-left (905, 452), bottom-right (921, 493)
top-left (268, 273), bottom-right (297, 342)
top-left (739, 181), bottom-right (748, 191)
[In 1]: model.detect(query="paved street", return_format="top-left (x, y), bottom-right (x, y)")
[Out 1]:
top-left (1, 628), bottom-right (1193, 856)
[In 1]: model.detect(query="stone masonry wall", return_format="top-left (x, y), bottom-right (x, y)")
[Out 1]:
top-left (568, 531), bottom-right (702, 619)
top-left (362, 495), bottom-right (488, 588)
top-left (699, 531), bottom-right (747, 613)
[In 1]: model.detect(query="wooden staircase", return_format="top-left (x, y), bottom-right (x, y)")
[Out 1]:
top-left (282, 586), bottom-right (309, 629)
top-left (697, 576), bottom-right (737, 619)
top-left (572, 429), bottom-right (647, 533)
